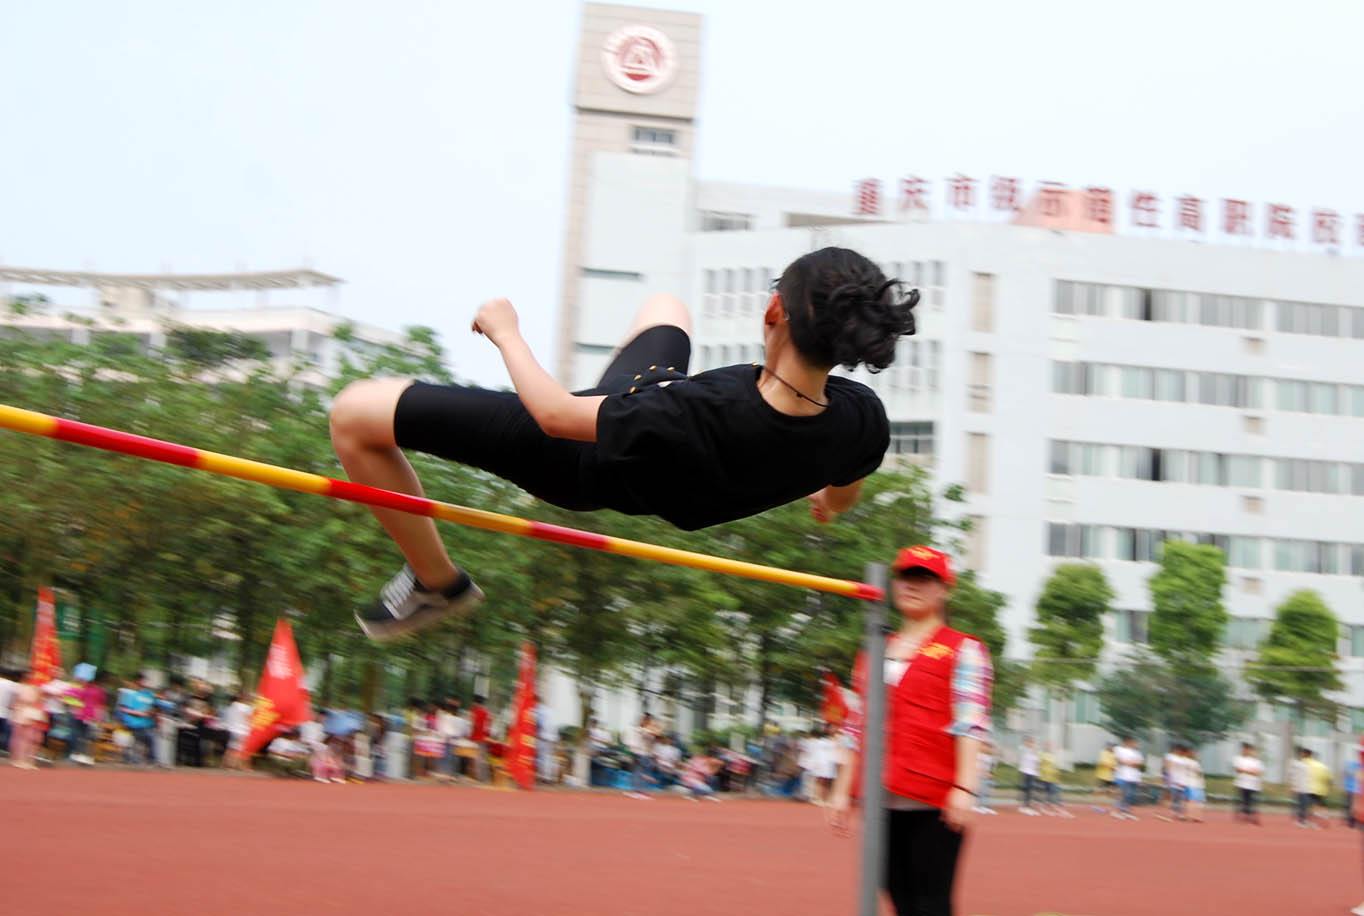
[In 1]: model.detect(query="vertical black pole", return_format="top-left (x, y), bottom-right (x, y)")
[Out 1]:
top-left (858, 562), bottom-right (889, 916)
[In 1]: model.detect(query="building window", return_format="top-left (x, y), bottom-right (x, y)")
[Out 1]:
top-left (1113, 610), bottom-right (1151, 645)
top-left (971, 273), bottom-right (996, 332)
top-left (1228, 537), bottom-right (1261, 569)
top-left (1046, 523), bottom-right (1098, 558)
top-left (700, 211), bottom-right (753, 232)
top-left (631, 125), bottom-right (679, 156)
top-left (889, 422), bottom-right (934, 456)
top-left (965, 514), bottom-right (987, 572)
top-left (1225, 617), bottom-right (1268, 650)
top-left (968, 352), bottom-right (992, 412)
top-left (1073, 691), bottom-right (1101, 725)
top-left (967, 433), bottom-right (989, 494)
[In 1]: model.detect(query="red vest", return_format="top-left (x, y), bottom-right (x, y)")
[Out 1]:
top-left (884, 625), bottom-right (969, 808)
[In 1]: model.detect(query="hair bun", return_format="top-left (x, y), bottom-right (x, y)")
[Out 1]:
top-left (778, 248), bottom-right (919, 372)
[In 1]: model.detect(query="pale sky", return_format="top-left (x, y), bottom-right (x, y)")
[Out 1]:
top-left (2, 1), bottom-right (1361, 386)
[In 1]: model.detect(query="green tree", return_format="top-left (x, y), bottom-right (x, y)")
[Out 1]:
top-left (1029, 564), bottom-right (1111, 692)
top-left (1096, 651), bottom-right (1161, 742)
top-left (1246, 589), bottom-right (1344, 775)
top-left (1148, 540), bottom-right (1228, 668)
top-left (1029, 564), bottom-right (1111, 754)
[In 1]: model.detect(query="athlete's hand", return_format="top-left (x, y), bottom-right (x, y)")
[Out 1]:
top-left (941, 787), bottom-right (976, 832)
top-left (808, 488), bottom-right (839, 524)
top-left (827, 794), bottom-right (854, 838)
top-left (472, 298), bottom-right (520, 347)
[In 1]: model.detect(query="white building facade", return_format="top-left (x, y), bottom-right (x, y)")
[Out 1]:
top-left (556, 4), bottom-right (1364, 771)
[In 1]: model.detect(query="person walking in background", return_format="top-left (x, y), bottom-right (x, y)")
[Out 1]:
top-left (534, 693), bottom-right (556, 784)
top-left (39, 669), bottom-right (72, 756)
top-left (409, 703), bottom-right (442, 780)
top-left (1163, 743), bottom-right (1188, 821)
top-left (1232, 742), bottom-right (1263, 825)
top-left (1344, 752), bottom-right (1361, 828)
top-left (469, 695), bottom-right (492, 782)
top-left (1018, 737), bottom-right (1041, 816)
top-left (652, 734), bottom-right (682, 789)
top-left (829, 546), bottom-right (993, 916)
top-left (222, 694), bottom-right (253, 769)
top-left (807, 723), bottom-right (838, 806)
top-left (436, 698), bottom-right (467, 781)
top-left (681, 746), bottom-right (723, 801)
top-left (1113, 736), bottom-right (1144, 821)
top-left (9, 672), bottom-right (47, 770)
top-left (624, 714), bottom-right (657, 799)
top-left (1290, 747), bottom-right (1313, 827)
top-left (0, 668), bottom-right (16, 755)
top-left (1304, 748), bottom-right (1333, 829)
top-left (68, 669), bottom-right (106, 766)
top-left (1038, 744), bottom-right (1073, 818)
top-left (1181, 746), bottom-right (1206, 823)
top-left (117, 674), bottom-right (156, 766)
top-left (974, 742), bottom-right (997, 815)
top-left (1094, 743), bottom-right (1117, 809)
top-left (310, 736), bottom-right (346, 783)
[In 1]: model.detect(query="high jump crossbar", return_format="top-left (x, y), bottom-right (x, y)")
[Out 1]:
top-left (0, 404), bottom-right (884, 602)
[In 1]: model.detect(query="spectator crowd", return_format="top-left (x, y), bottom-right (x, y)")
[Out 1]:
top-left (3, 665), bottom-right (1362, 824)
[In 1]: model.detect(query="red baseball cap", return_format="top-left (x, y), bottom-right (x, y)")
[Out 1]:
top-left (890, 545), bottom-right (956, 587)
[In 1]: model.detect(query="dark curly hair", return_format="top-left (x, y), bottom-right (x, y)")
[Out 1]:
top-left (775, 247), bottom-right (918, 371)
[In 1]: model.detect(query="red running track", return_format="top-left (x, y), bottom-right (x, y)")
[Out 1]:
top-left (1, 768), bottom-right (1357, 915)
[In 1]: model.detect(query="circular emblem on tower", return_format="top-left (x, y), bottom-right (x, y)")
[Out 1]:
top-left (601, 25), bottom-right (677, 95)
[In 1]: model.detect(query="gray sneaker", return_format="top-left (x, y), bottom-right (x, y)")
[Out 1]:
top-left (356, 565), bottom-right (484, 642)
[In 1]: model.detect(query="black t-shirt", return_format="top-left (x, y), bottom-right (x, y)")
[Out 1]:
top-left (584, 365), bottom-right (889, 530)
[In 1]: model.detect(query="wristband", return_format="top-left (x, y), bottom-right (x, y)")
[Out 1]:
top-left (952, 784), bottom-right (977, 797)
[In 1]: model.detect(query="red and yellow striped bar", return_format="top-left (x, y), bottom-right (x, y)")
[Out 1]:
top-left (0, 403), bottom-right (884, 602)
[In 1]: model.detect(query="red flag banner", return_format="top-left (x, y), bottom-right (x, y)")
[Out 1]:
top-left (241, 619), bottom-right (313, 761)
top-left (503, 643), bottom-right (536, 790)
top-left (820, 671), bottom-right (849, 726)
top-left (30, 587), bottom-right (61, 685)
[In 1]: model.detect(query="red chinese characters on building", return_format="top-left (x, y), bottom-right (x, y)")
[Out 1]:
top-left (1038, 181), bottom-right (1066, 218)
top-left (1266, 204), bottom-right (1295, 240)
top-left (899, 176), bottom-right (929, 211)
top-left (1085, 187), bottom-right (1114, 226)
top-left (990, 176), bottom-right (1021, 212)
top-left (1311, 209), bottom-right (1339, 245)
top-left (854, 179), bottom-right (882, 216)
top-left (1223, 199), bottom-right (1252, 235)
top-left (1357, 214), bottom-right (1364, 248)
top-left (1176, 195), bottom-right (1204, 232)
top-left (948, 173), bottom-right (976, 210)
top-left (1130, 191), bottom-right (1159, 228)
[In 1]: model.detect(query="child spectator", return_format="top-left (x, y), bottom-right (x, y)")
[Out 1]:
top-left (1039, 744), bottom-right (1073, 818)
top-left (1181, 746), bottom-right (1206, 823)
top-left (1290, 747), bottom-right (1312, 827)
top-left (1018, 737), bottom-right (1041, 816)
top-left (311, 737), bottom-right (346, 783)
top-left (1232, 742), bottom-right (1263, 825)
top-left (1304, 748), bottom-right (1332, 829)
top-left (1113, 736), bottom-right (1144, 821)
top-left (682, 748), bottom-right (723, 801)
top-left (974, 743), bottom-right (998, 815)
top-left (1163, 743), bottom-right (1187, 821)
top-left (9, 673), bottom-right (47, 770)
top-left (653, 734), bottom-right (682, 789)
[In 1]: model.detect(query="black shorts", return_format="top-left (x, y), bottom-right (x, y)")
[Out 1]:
top-left (392, 325), bottom-right (690, 510)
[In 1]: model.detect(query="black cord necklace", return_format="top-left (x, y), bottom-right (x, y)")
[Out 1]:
top-left (759, 365), bottom-right (829, 408)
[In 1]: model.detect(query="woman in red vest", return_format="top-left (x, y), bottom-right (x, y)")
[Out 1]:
top-left (830, 546), bottom-right (993, 916)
